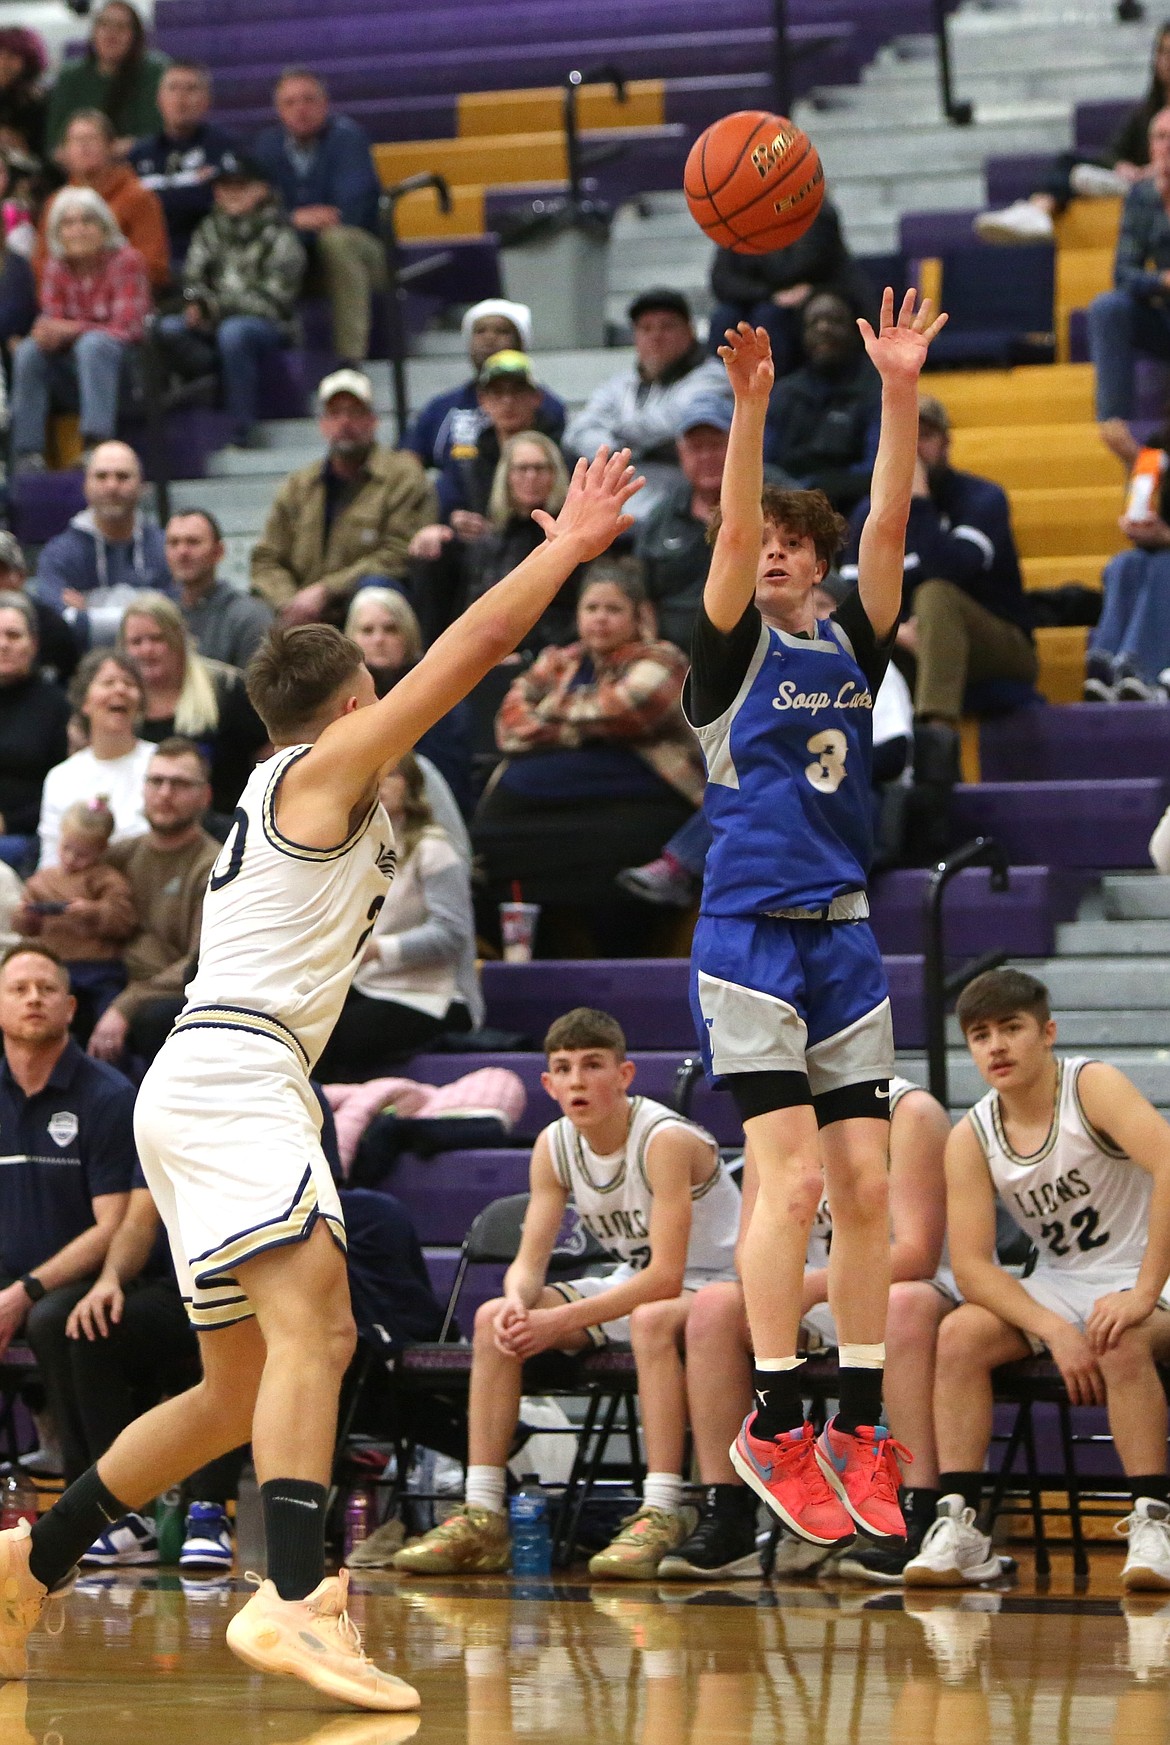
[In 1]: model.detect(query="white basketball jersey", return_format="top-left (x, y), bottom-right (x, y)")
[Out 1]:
top-left (547, 1096), bottom-right (739, 1289)
top-left (968, 1056), bottom-right (1151, 1274)
top-left (806, 1075), bottom-right (918, 1267)
top-left (180, 745), bottom-right (395, 1071)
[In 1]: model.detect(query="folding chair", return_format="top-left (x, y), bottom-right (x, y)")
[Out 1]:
top-left (384, 1192), bottom-right (645, 1563)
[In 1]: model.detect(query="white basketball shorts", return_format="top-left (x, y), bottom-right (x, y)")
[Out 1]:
top-left (1017, 1265), bottom-right (1170, 1356)
top-left (134, 1023), bottom-right (345, 1330)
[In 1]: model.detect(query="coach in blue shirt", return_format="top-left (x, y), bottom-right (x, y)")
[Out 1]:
top-left (0, 944), bottom-right (188, 1487)
top-left (253, 67), bottom-right (386, 365)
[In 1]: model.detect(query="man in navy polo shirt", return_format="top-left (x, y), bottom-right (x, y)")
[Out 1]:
top-left (0, 946), bottom-right (143, 1484)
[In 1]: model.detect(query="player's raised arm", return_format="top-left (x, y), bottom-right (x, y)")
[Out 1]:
top-left (304, 447), bottom-right (642, 801)
top-left (702, 323), bottom-right (773, 632)
top-left (855, 288), bottom-right (948, 641)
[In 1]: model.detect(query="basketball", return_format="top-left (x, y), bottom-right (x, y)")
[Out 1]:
top-left (683, 110), bottom-right (825, 255)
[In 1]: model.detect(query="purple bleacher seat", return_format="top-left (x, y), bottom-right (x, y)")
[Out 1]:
top-left (905, 241), bottom-right (1055, 368)
top-left (391, 1149), bottom-right (531, 1243)
top-left (481, 959), bottom-right (695, 1050)
top-left (10, 470), bottom-right (86, 546)
top-left (980, 703), bottom-right (1170, 785)
top-left (869, 865), bottom-right (1084, 959)
top-left (984, 155), bottom-right (1051, 208)
top-left (952, 778), bottom-right (1168, 869)
top-left (422, 1250), bottom-right (506, 1332)
top-left (900, 210), bottom-right (983, 255)
top-left (1075, 100), bottom-right (1131, 158)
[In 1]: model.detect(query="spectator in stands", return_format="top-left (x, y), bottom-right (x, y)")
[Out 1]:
top-left (315, 753), bottom-right (481, 1080)
top-left (472, 560), bottom-right (702, 953)
top-left (16, 796), bottom-right (136, 1040)
top-left (411, 428), bottom-right (583, 653)
top-left (634, 395), bottom-right (730, 652)
top-left (32, 443), bottom-right (172, 643)
top-left (708, 199), bottom-right (870, 374)
top-left (430, 350), bottom-right (556, 525)
top-left (0, 592), bottom-right (72, 872)
top-left (12, 194), bottom-right (152, 474)
top-left (565, 288), bottom-right (729, 466)
top-left (1088, 106), bottom-right (1170, 464)
top-left (155, 152), bottom-right (305, 448)
top-left (251, 367), bottom-right (436, 621)
top-left (976, 21), bottom-right (1170, 244)
top-left (252, 68), bottom-right (385, 365)
top-left (0, 540), bottom-right (77, 685)
top-left (0, 183), bottom-right (36, 339)
top-left (1086, 436), bottom-right (1170, 700)
top-left (118, 594), bottom-right (269, 820)
top-left (406, 296), bottom-right (566, 470)
top-left (128, 60), bottom-right (236, 267)
top-left (842, 395), bottom-right (1035, 738)
top-left (763, 289), bottom-right (880, 512)
top-left (164, 508), bottom-right (273, 670)
top-left (37, 649), bottom-right (152, 869)
top-left (87, 736), bottom-right (219, 1065)
top-left (0, 27), bottom-right (48, 160)
top-left (38, 110), bottom-right (169, 290)
top-left (345, 586), bottom-right (472, 813)
top-left (45, 2), bottom-right (167, 157)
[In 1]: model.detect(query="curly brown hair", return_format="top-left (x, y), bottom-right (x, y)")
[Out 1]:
top-left (706, 486), bottom-right (849, 566)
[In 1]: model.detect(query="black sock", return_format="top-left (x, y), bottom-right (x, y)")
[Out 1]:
top-left (836, 1367), bottom-right (884, 1437)
top-left (751, 1364), bottom-right (806, 1440)
top-left (1130, 1474), bottom-right (1170, 1507)
top-left (710, 1482), bottom-right (759, 1519)
top-left (901, 1486), bottom-right (942, 1538)
top-left (262, 1478), bottom-right (328, 1601)
top-left (938, 1471), bottom-right (985, 1516)
top-left (28, 1467), bottom-right (129, 1592)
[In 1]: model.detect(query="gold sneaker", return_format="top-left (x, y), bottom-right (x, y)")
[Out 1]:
top-left (225, 1569), bottom-right (421, 1711)
top-left (0, 1521), bottom-right (49, 1680)
top-left (588, 1506), bottom-right (699, 1581)
top-left (390, 1506), bottom-right (510, 1575)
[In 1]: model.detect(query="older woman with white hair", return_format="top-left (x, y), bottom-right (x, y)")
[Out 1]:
top-left (10, 185), bottom-right (151, 470)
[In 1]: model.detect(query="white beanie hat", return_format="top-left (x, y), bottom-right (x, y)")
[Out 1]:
top-left (461, 298), bottom-right (532, 352)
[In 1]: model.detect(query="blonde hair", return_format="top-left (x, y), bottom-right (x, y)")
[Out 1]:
top-left (488, 430), bottom-right (569, 531)
top-left (61, 796), bottom-right (115, 842)
top-left (344, 586), bottom-right (423, 665)
top-left (46, 186), bottom-right (124, 258)
top-left (118, 593), bottom-right (220, 736)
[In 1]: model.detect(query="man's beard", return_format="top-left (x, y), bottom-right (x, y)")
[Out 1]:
top-left (331, 439), bottom-right (373, 463)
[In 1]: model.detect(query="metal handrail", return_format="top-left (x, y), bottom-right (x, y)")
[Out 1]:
top-left (932, 0), bottom-right (974, 125)
top-left (378, 173), bottom-right (452, 440)
top-left (563, 64), bottom-right (627, 211)
top-left (772, 0), bottom-right (793, 116)
top-left (923, 836), bottom-right (1009, 1105)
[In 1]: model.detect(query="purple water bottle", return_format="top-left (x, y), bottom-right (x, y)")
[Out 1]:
top-left (344, 1487), bottom-right (371, 1560)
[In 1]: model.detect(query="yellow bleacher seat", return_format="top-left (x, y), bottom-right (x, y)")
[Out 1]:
top-left (1053, 196), bottom-right (1122, 252)
top-left (1021, 553), bottom-right (1108, 590)
top-left (1009, 484), bottom-right (1125, 559)
top-left (1034, 625), bottom-right (1089, 703)
top-left (458, 81), bottom-right (663, 136)
top-left (929, 363), bottom-right (1095, 428)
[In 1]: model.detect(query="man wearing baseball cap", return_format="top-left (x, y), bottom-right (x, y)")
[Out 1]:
top-left (250, 367), bottom-right (436, 624)
top-left (565, 288), bottom-right (729, 473)
top-left (404, 297), bottom-right (565, 470)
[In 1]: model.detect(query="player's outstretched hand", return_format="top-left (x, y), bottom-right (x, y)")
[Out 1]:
top-left (532, 446), bottom-right (644, 559)
top-left (858, 287), bottom-right (948, 386)
top-left (718, 321), bottom-right (774, 402)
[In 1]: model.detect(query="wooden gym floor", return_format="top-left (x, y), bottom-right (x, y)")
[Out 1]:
top-left (6, 1548), bottom-right (1170, 1745)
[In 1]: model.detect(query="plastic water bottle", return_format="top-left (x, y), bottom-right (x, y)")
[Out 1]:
top-left (1, 1469), bottom-right (37, 1530)
top-left (344, 1487), bottom-right (371, 1560)
top-left (509, 1476), bottom-right (552, 1577)
top-left (155, 1486), bottom-right (185, 1564)
top-left (235, 1462), bottom-right (265, 1578)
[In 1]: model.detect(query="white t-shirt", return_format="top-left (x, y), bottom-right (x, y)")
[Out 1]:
top-left (37, 740), bottom-right (155, 869)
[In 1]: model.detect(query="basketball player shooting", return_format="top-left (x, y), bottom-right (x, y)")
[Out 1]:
top-left (0, 447), bottom-right (642, 1711)
top-left (687, 290), bottom-right (946, 1548)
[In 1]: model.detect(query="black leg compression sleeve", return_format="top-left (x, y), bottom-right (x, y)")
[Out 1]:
top-left (727, 1070), bottom-right (813, 1122)
top-left (814, 1080), bottom-right (892, 1129)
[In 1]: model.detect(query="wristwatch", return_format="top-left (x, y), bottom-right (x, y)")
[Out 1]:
top-left (19, 1274), bottom-right (45, 1304)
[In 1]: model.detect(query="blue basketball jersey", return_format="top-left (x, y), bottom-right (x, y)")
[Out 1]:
top-left (692, 611), bottom-right (877, 917)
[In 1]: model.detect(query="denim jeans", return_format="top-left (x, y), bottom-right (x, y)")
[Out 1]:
top-left (1089, 546), bottom-right (1170, 683)
top-left (1087, 288), bottom-right (1170, 422)
top-left (10, 329), bottom-right (127, 456)
top-left (157, 311), bottom-right (284, 441)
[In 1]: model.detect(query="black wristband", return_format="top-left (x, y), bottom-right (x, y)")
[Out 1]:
top-left (20, 1274), bottom-right (45, 1304)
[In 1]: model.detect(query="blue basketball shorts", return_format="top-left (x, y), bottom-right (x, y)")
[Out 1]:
top-left (690, 912), bottom-right (894, 1098)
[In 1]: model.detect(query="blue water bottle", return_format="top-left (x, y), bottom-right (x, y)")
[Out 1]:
top-left (509, 1475), bottom-right (552, 1577)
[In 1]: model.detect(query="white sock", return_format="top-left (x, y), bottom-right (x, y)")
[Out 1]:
top-left (642, 1471), bottom-right (684, 1515)
top-left (464, 1465), bottom-right (507, 1516)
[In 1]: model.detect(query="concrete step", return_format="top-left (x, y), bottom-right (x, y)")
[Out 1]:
top-left (812, 114), bottom-right (1068, 180)
top-left (1015, 956), bottom-right (1170, 1008)
top-left (1055, 920), bottom-right (1170, 955)
top-left (1100, 876), bottom-right (1170, 921)
top-left (897, 1049), bottom-right (1170, 1107)
top-left (945, 1009), bottom-right (1170, 1047)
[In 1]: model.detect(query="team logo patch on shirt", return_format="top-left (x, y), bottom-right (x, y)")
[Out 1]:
top-left (48, 1112), bottom-right (78, 1148)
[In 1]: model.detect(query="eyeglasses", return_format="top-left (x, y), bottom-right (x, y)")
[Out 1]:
top-left (145, 775), bottom-right (203, 791)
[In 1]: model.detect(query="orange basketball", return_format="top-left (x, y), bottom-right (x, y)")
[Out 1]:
top-left (684, 110), bottom-right (825, 255)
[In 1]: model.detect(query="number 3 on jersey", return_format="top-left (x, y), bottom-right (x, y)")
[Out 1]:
top-left (805, 728), bottom-right (848, 794)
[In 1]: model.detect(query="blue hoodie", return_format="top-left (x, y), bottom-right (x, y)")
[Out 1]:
top-left (31, 509), bottom-right (175, 644)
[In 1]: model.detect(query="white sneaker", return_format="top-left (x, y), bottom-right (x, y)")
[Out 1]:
top-left (1121, 1498), bottom-right (1170, 1592)
top-left (973, 200), bottom-right (1055, 245)
top-left (902, 1495), bottom-right (1005, 1586)
top-left (1121, 1597), bottom-right (1170, 1680)
top-left (1070, 162), bottom-right (1128, 198)
top-left (903, 1591), bottom-right (1001, 1684)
